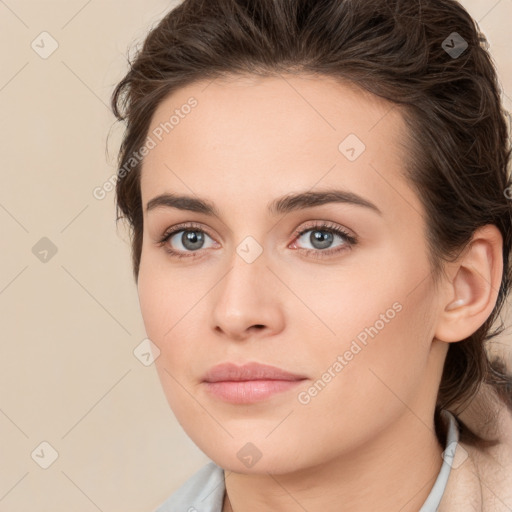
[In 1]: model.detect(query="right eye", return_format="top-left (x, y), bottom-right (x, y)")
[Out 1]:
top-left (158, 222), bottom-right (219, 259)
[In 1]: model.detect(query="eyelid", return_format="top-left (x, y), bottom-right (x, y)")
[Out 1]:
top-left (291, 220), bottom-right (357, 244)
top-left (157, 221), bottom-right (355, 245)
top-left (158, 221), bottom-right (216, 243)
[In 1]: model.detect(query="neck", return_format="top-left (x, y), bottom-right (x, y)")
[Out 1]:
top-left (222, 410), bottom-right (444, 512)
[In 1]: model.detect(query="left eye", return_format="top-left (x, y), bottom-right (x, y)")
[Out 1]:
top-left (293, 226), bottom-right (354, 251)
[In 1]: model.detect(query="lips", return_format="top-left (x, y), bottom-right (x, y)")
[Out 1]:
top-left (202, 362), bottom-right (308, 404)
top-left (202, 362), bottom-right (307, 383)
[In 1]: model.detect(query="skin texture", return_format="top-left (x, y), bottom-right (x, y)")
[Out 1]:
top-left (136, 74), bottom-right (503, 512)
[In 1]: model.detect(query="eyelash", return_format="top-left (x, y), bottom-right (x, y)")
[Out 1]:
top-left (157, 221), bottom-right (358, 260)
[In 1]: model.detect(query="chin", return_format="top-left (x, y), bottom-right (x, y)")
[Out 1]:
top-left (193, 436), bottom-right (312, 475)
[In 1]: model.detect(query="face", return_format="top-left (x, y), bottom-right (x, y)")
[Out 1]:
top-left (137, 74), bottom-right (446, 474)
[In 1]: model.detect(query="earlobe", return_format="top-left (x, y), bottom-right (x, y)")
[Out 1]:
top-left (434, 225), bottom-right (503, 343)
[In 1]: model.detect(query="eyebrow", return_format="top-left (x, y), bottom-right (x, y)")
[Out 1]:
top-left (146, 189), bottom-right (382, 217)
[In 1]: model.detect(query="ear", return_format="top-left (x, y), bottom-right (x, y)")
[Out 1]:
top-left (435, 224), bottom-right (503, 343)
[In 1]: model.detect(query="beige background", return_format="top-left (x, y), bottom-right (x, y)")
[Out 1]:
top-left (0, 1), bottom-right (510, 511)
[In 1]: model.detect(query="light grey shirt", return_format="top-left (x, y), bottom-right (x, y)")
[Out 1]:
top-left (155, 410), bottom-right (459, 512)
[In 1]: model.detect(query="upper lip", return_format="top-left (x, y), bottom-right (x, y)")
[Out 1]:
top-left (203, 362), bottom-right (307, 382)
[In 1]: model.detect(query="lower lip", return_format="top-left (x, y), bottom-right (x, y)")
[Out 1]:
top-left (203, 379), bottom-right (305, 404)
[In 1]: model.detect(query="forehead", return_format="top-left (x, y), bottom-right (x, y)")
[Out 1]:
top-left (140, 74), bottom-right (420, 219)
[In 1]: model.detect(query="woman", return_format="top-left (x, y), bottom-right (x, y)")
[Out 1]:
top-left (111, 0), bottom-right (512, 510)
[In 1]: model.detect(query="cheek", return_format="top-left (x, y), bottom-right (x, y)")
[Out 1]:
top-left (137, 255), bottom-right (186, 365)
top-left (137, 254), bottom-right (211, 373)
top-left (289, 284), bottom-right (437, 462)
top-left (302, 247), bottom-right (436, 407)
top-left (137, 262), bottom-right (203, 415)
top-left (137, 246), bottom-right (197, 338)
top-left (137, 263), bottom-right (166, 345)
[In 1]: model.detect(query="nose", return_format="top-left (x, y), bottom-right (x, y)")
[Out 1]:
top-left (210, 248), bottom-right (285, 342)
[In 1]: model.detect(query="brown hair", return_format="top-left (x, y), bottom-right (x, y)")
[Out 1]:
top-left (111, 0), bottom-right (512, 447)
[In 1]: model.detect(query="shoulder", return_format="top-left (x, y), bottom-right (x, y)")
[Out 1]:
top-left (440, 406), bottom-right (512, 512)
top-left (468, 405), bottom-right (512, 512)
top-left (153, 461), bottom-right (225, 512)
